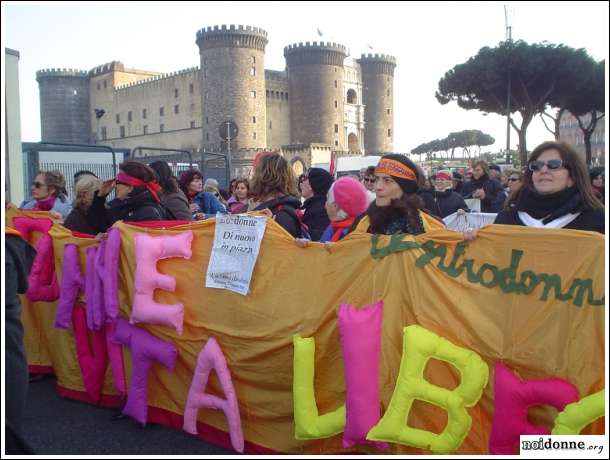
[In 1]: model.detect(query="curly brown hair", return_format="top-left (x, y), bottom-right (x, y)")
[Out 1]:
top-left (38, 170), bottom-right (67, 197)
top-left (249, 153), bottom-right (297, 200)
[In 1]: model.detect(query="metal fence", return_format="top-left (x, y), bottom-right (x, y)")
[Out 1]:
top-left (37, 162), bottom-right (117, 201)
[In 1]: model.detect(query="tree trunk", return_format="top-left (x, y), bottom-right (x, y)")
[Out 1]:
top-left (584, 131), bottom-right (592, 166)
top-left (516, 112), bottom-right (534, 166)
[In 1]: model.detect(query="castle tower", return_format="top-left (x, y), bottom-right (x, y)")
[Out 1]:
top-left (358, 54), bottom-right (396, 154)
top-left (36, 68), bottom-right (90, 143)
top-left (196, 25), bottom-right (268, 152)
top-left (284, 42), bottom-right (347, 149)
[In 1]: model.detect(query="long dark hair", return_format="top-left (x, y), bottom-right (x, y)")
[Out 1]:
top-left (367, 194), bottom-right (425, 233)
top-left (178, 168), bottom-right (203, 197)
top-left (149, 161), bottom-right (179, 193)
top-left (505, 141), bottom-right (603, 210)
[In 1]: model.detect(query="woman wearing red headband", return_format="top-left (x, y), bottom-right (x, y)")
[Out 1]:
top-left (86, 160), bottom-right (168, 233)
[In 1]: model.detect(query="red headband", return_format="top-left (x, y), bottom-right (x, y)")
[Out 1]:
top-left (116, 171), bottom-right (161, 203)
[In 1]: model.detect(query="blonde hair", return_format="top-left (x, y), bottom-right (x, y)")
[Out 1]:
top-left (250, 153), bottom-right (297, 199)
top-left (74, 175), bottom-right (101, 210)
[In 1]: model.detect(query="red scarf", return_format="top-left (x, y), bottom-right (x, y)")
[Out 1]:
top-left (329, 217), bottom-right (356, 242)
top-left (116, 172), bottom-right (161, 203)
top-left (35, 195), bottom-right (56, 211)
top-left (186, 191), bottom-right (198, 204)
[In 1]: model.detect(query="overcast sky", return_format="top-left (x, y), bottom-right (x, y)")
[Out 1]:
top-left (2, 1), bottom-right (608, 155)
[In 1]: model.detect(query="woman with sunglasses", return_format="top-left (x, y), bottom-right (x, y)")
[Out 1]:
top-left (20, 170), bottom-right (72, 219)
top-left (504, 170), bottom-right (524, 197)
top-left (86, 160), bottom-right (168, 233)
top-left (493, 141), bottom-right (604, 233)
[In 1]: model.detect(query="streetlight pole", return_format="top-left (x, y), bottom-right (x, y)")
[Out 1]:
top-left (505, 5), bottom-right (512, 164)
top-left (226, 120), bottom-right (233, 183)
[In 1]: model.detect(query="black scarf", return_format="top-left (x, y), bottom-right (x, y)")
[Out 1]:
top-left (516, 186), bottom-right (584, 223)
top-left (469, 174), bottom-right (489, 189)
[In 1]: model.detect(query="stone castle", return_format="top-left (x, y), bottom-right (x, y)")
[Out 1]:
top-left (36, 24), bottom-right (396, 176)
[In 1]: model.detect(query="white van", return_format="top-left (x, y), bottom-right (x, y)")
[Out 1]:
top-left (334, 156), bottom-right (381, 179)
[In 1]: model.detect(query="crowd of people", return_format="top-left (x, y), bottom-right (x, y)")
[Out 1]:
top-left (12, 141), bottom-right (605, 240)
top-left (4, 141), bottom-right (606, 453)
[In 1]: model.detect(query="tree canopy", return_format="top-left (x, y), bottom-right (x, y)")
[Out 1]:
top-left (436, 40), bottom-right (599, 165)
top-left (411, 130), bottom-right (495, 159)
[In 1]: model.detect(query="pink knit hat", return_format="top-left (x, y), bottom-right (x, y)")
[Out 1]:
top-left (329, 176), bottom-right (369, 218)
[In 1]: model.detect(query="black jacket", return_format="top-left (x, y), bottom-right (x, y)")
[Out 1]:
top-left (5, 233), bottom-right (36, 440)
top-left (63, 207), bottom-right (99, 235)
top-left (461, 175), bottom-right (506, 212)
top-left (301, 195), bottom-right (330, 241)
top-left (87, 190), bottom-right (168, 233)
top-left (494, 208), bottom-right (605, 234)
top-left (254, 195), bottom-right (303, 238)
top-left (419, 189), bottom-right (468, 219)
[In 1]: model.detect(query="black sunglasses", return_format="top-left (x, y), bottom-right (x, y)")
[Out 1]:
top-left (528, 159), bottom-right (564, 172)
top-left (507, 177), bottom-right (520, 182)
top-left (364, 177), bottom-right (376, 183)
top-left (32, 181), bottom-right (45, 188)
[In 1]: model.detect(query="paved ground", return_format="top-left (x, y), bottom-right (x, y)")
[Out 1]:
top-left (20, 376), bottom-right (231, 455)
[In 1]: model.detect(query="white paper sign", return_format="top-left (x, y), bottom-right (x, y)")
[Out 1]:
top-left (443, 212), bottom-right (497, 232)
top-left (464, 198), bottom-right (481, 212)
top-left (205, 213), bottom-right (267, 296)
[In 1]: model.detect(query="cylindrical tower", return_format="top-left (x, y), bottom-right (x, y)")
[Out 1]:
top-left (196, 25), bottom-right (268, 152)
top-left (36, 68), bottom-right (90, 143)
top-left (284, 42), bottom-right (347, 149)
top-left (358, 54), bottom-right (396, 154)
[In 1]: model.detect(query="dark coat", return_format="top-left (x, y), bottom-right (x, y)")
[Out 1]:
top-left (461, 175), bottom-right (506, 213)
top-left (419, 189), bottom-right (468, 219)
top-left (301, 195), bottom-right (330, 241)
top-left (87, 190), bottom-right (168, 233)
top-left (494, 208), bottom-right (605, 234)
top-left (63, 207), bottom-right (98, 235)
top-left (160, 190), bottom-right (192, 220)
top-left (254, 195), bottom-right (303, 238)
top-left (5, 233), bottom-right (36, 439)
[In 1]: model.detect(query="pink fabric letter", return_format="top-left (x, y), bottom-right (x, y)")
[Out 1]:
top-left (131, 231), bottom-right (193, 334)
top-left (113, 319), bottom-right (177, 425)
top-left (105, 319), bottom-right (126, 397)
top-left (489, 362), bottom-right (579, 454)
top-left (338, 301), bottom-right (387, 449)
top-left (55, 244), bottom-right (85, 329)
top-left (85, 246), bottom-right (104, 331)
top-left (12, 216), bottom-right (59, 301)
top-left (102, 228), bottom-right (121, 321)
top-left (72, 304), bottom-right (108, 404)
top-left (183, 337), bottom-right (244, 453)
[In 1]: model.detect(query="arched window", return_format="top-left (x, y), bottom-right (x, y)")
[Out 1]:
top-left (346, 89), bottom-right (357, 104)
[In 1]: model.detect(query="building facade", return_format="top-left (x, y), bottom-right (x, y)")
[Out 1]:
top-left (37, 24), bottom-right (396, 175)
top-left (558, 111), bottom-right (605, 166)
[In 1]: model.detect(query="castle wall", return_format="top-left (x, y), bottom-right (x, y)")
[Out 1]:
top-left (89, 67), bottom-right (202, 153)
top-left (197, 25), bottom-right (268, 154)
top-left (285, 42), bottom-right (347, 150)
top-left (37, 69), bottom-right (90, 143)
top-left (265, 70), bottom-right (290, 149)
top-left (359, 54), bottom-right (396, 154)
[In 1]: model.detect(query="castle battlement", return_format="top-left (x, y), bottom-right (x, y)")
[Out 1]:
top-left (264, 69), bottom-right (287, 81)
top-left (359, 53), bottom-right (397, 65)
top-left (36, 68), bottom-right (89, 80)
top-left (196, 24), bottom-right (268, 39)
top-left (114, 67), bottom-right (200, 91)
top-left (284, 41), bottom-right (347, 54)
top-left (88, 61), bottom-right (125, 77)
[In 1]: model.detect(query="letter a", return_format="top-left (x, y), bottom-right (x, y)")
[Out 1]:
top-left (183, 337), bottom-right (244, 453)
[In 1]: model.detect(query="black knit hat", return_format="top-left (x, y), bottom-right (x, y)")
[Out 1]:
top-left (307, 168), bottom-right (334, 196)
top-left (376, 154), bottom-right (420, 195)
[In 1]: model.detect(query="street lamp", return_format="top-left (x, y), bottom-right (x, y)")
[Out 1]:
top-left (94, 108), bottom-right (105, 144)
top-left (504, 5), bottom-right (513, 164)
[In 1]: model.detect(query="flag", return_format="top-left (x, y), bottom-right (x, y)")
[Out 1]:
top-left (329, 151), bottom-right (336, 176)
